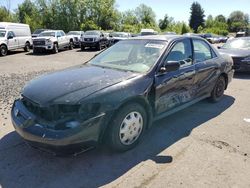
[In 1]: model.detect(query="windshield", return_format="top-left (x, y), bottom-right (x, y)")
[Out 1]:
top-left (111, 32), bottom-right (128, 38)
top-left (89, 40), bottom-right (166, 73)
top-left (0, 30), bottom-right (6, 37)
top-left (67, 31), bottom-right (81, 35)
top-left (33, 29), bottom-right (46, 34)
top-left (39, 32), bottom-right (56, 37)
top-left (222, 38), bottom-right (250, 49)
top-left (85, 31), bottom-right (100, 36)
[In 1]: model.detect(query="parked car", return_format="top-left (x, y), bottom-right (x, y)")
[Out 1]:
top-left (140, 29), bottom-right (158, 36)
top-left (11, 35), bottom-right (234, 154)
top-left (109, 32), bottom-right (131, 44)
top-left (67, 31), bottom-right (84, 47)
top-left (80, 30), bottom-right (108, 51)
top-left (32, 29), bottom-right (49, 38)
top-left (218, 36), bottom-right (228, 43)
top-left (0, 22), bottom-right (32, 56)
top-left (204, 33), bottom-right (220, 44)
top-left (103, 32), bottom-right (113, 47)
top-left (33, 30), bottom-right (74, 54)
top-left (218, 37), bottom-right (250, 72)
top-left (236, 30), bottom-right (249, 38)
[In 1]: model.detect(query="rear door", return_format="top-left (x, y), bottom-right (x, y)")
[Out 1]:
top-left (192, 39), bottom-right (220, 97)
top-left (60, 31), bottom-right (68, 47)
top-left (154, 38), bottom-right (196, 115)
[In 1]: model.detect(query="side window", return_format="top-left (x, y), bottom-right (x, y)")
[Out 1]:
top-left (166, 39), bottom-right (193, 67)
top-left (60, 31), bottom-right (65, 36)
top-left (57, 32), bottom-right (62, 37)
top-left (7, 31), bottom-right (15, 38)
top-left (193, 39), bottom-right (213, 62)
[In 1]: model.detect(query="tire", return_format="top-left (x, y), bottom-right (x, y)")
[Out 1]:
top-left (107, 103), bottom-right (147, 152)
top-left (96, 42), bottom-right (101, 51)
top-left (69, 41), bottom-right (73, 50)
top-left (81, 45), bottom-right (85, 51)
top-left (24, 42), bottom-right (30, 52)
top-left (0, 45), bottom-right (8, 56)
top-left (210, 76), bottom-right (226, 103)
top-left (53, 43), bottom-right (59, 54)
top-left (33, 47), bottom-right (37, 54)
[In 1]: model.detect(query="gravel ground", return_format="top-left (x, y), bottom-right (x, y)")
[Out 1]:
top-left (0, 47), bottom-right (250, 188)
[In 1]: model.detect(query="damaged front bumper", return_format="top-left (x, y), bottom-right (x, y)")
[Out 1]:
top-left (11, 99), bottom-right (107, 154)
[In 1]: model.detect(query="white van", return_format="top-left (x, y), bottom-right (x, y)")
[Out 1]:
top-left (0, 22), bottom-right (32, 56)
top-left (140, 29), bottom-right (158, 36)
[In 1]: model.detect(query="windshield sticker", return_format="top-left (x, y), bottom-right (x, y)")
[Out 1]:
top-left (145, 43), bottom-right (164, 49)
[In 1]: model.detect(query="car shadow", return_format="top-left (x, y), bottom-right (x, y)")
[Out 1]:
top-left (0, 95), bottom-right (235, 188)
top-left (234, 72), bottom-right (250, 80)
top-left (76, 47), bottom-right (102, 52)
top-left (3, 50), bottom-right (28, 56)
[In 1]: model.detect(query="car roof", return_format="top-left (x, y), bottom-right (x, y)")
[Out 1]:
top-left (130, 35), bottom-right (203, 42)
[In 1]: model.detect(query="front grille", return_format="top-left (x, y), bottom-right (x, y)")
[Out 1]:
top-left (74, 37), bottom-right (79, 41)
top-left (232, 57), bottom-right (242, 70)
top-left (33, 40), bottom-right (45, 45)
top-left (22, 97), bottom-right (57, 121)
top-left (84, 38), bottom-right (94, 42)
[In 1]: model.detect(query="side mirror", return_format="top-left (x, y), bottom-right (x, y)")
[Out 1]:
top-left (160, 61), bottom-right (180, 73)
top-left (217, 46), bottom-right (221, 49)
top-left (7, 35), bottom-right (13, 39)
top-left (109, 35), bottom-right (113, 38)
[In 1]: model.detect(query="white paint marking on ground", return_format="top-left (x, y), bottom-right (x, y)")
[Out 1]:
top-left (243, 118), bottom-right (250, 123)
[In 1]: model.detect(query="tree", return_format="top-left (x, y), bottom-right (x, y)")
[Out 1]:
top-left (227, 11), bottom-right (249, 32)
top-left (0, 6), bottom-right (12, 22)
top-left (215, 14), bottom-right (226, 23)
top-left (159, 14), bottom-right (173, 31)
top-left (135, 4), bottom-right (158, 29)
top-left (189, 2), bottom-right (205, 33)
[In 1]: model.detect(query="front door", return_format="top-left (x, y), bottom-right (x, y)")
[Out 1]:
top-left (7, 31), bottom-right (18, 50)
top-left (154, 38), bottom-right (196, 115)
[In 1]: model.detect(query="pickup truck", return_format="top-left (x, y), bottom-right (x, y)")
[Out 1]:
top-left (32, 30), bottom-right (73, 54)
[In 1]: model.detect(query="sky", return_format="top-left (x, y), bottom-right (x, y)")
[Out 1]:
top-left (2, 0), bottom-right (250, 23)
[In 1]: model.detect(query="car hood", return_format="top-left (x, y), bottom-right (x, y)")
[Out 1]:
top-left (113, 37), bottom-right (127, 40)
top-left (218, 48), bottom-right (250, 57)
top-left (33, 36), bottom-right (55, 40)
top-left (22, 65), bottom-right (139, 105)
top-left (83, 35), bottom-right (99, 38)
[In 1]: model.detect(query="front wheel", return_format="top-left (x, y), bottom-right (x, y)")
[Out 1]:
top-left (69, 41), bottom-right (73, 50)
top-left (53, 43), bottom-right (59, 54)
top-left (107, 103), bottom-right (147, 152)
top-left (0, 45), bottom-right (8, 56)
top-left (210, 76), bottom-right (226, 102)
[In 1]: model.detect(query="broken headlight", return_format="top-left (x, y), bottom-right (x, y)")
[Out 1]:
top-left (78, 103), bottom-right (100, 121)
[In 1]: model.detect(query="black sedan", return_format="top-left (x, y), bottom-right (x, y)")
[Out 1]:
top-left (219, 37), bottom-right (250, 72)
top-left (11, 35), bottom-right (234, 154)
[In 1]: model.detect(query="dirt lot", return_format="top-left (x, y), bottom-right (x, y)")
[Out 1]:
top-left (0, 48), bottom-right (250, 188)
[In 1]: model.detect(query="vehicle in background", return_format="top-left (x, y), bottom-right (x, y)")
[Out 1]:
top-left (218, 36), bottom-right (228, 43)
top-left (103, 32), bottom-right (113, 47)
top-left (11, 35), bottom-right (233, 154)
top-left (236, 31), bottom-right (249, 38)
top-left (109, 32), bottom-right (131, 44)
top-left (140, 29), bottom-right (158, 36)
top-left (0, 22), bottom-right (32, 56)
top-left (32, 29), bottom-right (49, 38)
top-left (204, 33), bottom-right (220, 44)
top-left (218, 37), bottom-right (250, 72)
top-left (67, 31), bottom-right (84, 47)
top-left (80, 30), bottom-right (108, 51)
top-left (33, 30), bottom-right (74, 54)
top-left (162, 31), bottom-right (176, 35)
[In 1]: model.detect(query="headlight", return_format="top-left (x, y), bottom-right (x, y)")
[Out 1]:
top-left (45, 39), bottom-right (52, 43)
top-left (242, 56), bottom-right (250, 63)
top-left (78, 103), bottom-right (100, 121)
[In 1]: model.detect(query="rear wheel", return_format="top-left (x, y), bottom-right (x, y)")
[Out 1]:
top-left (96, 42), bottom-right (101, 51)
top-left (53, 43), bottom-right (59, 54)
top-left (0, 45), bottom-right (8, 56)
top-left (107, 103), bottom-right (147, 152)
top-left (24, 42), bottom-right (30, 52)
top-left (210, 76), bottom-right (226, 102)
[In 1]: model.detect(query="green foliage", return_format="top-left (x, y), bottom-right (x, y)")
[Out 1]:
top-left (0, 6), bottom-right (13, 22)
top-left (189, 1), bottom-right (205, 33)
top-left (227, 11), bottom-right (249, 32)
top-left (159, 14), bottom-right (173, 31)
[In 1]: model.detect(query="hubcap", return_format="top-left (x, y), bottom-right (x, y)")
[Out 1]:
top-left (119, 111), bottom-right (143, 145)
